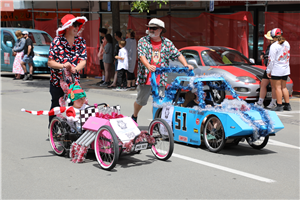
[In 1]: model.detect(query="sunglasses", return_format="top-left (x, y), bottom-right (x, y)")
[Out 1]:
top-left (72, 21), bottom-right (82, 28)
top-left (149, 27), bottom-right (159, 31)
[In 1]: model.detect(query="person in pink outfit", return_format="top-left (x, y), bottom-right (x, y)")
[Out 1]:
top-left (12, 30), bottom-right (25, 80)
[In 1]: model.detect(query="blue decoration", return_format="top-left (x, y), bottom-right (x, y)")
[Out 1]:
top-left (151, 66), bottom-right (194, 103)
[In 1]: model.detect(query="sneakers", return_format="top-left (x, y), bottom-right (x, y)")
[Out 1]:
top-left (23, 73), bottom-right (29, 81)
top-left (131, 114), bottom-right (137, 123)
top-left (113, 87), bottom-right (127, 91)
top-left (266, 103), bottom-right (276, 109)
top-left (255, 101), bottom-right (263, 107)
top-left (100, 82), bottom-right (109, 87)
top-left (283, 103), bottom-right (292, 111)
top-left (28, 75), bottom-right (33, 81)
top-left (271, 105), bottom-right (283, 112)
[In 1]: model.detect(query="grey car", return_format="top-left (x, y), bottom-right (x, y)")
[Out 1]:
top-left (167, 46), bottom-right (293, 105)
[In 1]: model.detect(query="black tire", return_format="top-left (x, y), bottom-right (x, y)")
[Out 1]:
top-left (211, 81), bottom-right (225, 104)
top-left (49, 117), bottom-right (67, 156)
top-left (149, 118), bottom-right (174, 161)
top-left (94, 125), bottom-right (119, 170)
top-left (246, 135), bottom-right (269, 150)
top-left (203, 115), bottom-right (226, 153)
top-left (154, 108), bottom-right (162, 119)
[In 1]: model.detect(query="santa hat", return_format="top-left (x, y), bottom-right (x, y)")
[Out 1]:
top-left (56, 14), bottom-right (87, 36)
top-left (67, 83), bottom-right (86, 103)
top-left (21, 106), bottom-right (79, 122)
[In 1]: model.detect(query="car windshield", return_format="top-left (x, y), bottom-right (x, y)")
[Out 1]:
top-left (201, 49), bottom-right (252, 66)
top-left (28, 32), bottom-right (52, 46)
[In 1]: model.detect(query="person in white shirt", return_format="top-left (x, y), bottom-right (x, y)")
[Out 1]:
top-left (114, 40), bottom-right (128, 91)
top-left (266, 28), bottom-right (291, 111)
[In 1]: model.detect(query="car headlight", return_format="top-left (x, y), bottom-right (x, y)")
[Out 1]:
top-left (34, 52), bottom-right (40, 57)
top-left (236, 76), bottom-right (256, 83)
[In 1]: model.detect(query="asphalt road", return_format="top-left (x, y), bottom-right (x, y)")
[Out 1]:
top-left (1, 74), bottom-right (300, 199)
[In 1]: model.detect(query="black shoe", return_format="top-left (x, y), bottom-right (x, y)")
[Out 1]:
top-left (271, 106), bottom-right (283, 112)
top-left (100, 82), bottom-right (109, 87)
top-left (23, 73), bottom-right (29, 81)
top-left (28, 75), bottom-right (33, 80)
top-left (283, 103), bottom-right (292, 111)
top-left (131, 114), bottom-right (137, 123)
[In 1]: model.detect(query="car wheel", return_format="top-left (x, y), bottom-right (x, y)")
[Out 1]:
top-left (246, 135), bottom-right (269, 150)
top-left (203, 115), bottom-right (226, 153)
top-left (211, 81), bottom-right (225, 104)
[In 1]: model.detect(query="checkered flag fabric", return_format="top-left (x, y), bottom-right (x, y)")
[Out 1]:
top-left (79, 107), bottom-right (98, 126)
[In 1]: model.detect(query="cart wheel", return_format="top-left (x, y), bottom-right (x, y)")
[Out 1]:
top-left (149, 118), bottom-right (174, 161)
top-left (49, 117), bottom-right (66, 156)
top-left (203, 115), bottom-right (226, 153)
top-left (94, 125), bottom-right (119, 170)
top-left (246, 135), bottom-right (269, 150)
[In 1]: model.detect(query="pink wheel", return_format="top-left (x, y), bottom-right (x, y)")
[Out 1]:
top-left (49, 117), bottom-right (66, 156)
top-left (94, 125), bottom-right (119, 170)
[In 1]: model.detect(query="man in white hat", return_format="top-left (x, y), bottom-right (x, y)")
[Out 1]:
top-left (21, 30), bottom-right (34, 81)
top-left (131, 18), bottom-right (194, 123)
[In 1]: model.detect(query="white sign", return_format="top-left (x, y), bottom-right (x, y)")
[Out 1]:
top-left (160, 106), bottom-right (174, 135)
top-left (4, 52), bottom-right (10, 64)
top-left (110, 117), bottom-right (141, 143)
top-left (209, 0), bottom-right (214, 12)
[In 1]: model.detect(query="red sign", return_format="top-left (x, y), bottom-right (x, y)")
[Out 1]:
top-left (1, 9), bottom-right (80, 21)
top-left (215, 0), bottom-right (257, 6)
top-left (0, 1), bottom-right (14, 12)
top-left (196, 118), bottom-right (200, 125)
top-left (179, 136), bottom-right (188, 142)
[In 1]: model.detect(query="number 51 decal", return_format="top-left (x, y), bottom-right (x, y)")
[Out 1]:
top-left (175, 111), bottom-right (187, 131)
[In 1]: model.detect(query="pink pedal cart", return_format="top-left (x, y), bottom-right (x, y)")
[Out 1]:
top-left (49, 103), bottom-right (174, 170)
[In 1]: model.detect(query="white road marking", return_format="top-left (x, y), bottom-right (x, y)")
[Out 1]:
top-left (268, 139), bottom-right (300, 150)
top-left (130, 94), bottom-right (137, 96)
top-left (281, 110), bottom-right (300, 114)
top-left (276, 113), bottom-right (293, 117)
top-left (148, 119), bottom-right (153, 121)
top-left (171, 153), bottom-right (276, 183)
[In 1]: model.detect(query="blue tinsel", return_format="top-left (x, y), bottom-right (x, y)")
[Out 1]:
top-left (151, 66), bottom-right (194, 102)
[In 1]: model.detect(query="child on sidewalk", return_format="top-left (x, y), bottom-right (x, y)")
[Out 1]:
top-left (113, 40), bottom-right (128, 91)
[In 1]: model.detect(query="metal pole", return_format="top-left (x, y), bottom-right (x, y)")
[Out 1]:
top-left (56, 1), bottom-right (59, 29)
top-left (265, 1), bottom-right (268, 12)
top-left (31, 1), bottom-right (34, 29)
top-left (99, 0), bottom-right (102, 28)
top-left (70, 0), bottom-right (73, 14)
top-left (246, 1), bottom-right (249, 12)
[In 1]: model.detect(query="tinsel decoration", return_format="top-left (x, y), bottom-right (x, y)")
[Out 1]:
top-left (151, 67), bottom-right (195, 103)
top-left (123, 130), bottom-right (155, 152)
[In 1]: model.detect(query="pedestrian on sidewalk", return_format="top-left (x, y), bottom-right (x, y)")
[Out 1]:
top-left (125, 29), bottom-right (137, 90)
top-left (21, 31), bottom-right (34, 81)
top-left (108, 31), bottom-right (122, 88)
top-left (47, 14), bottom-right (88, 124)
top-left (256, 30), bottom-right (277, 109)
top-left (12, 30), bottom-right (25, 80)
top-left (266, 28), bottom-right (291, 111)
top-left (113, 40), bottom-right (128, 91)
top-left (100, 34), bottom-right (113, 87)
top-left (131, 18), bottom-right (194, 123)
top-left (97, 28), bottom-right (107, 84)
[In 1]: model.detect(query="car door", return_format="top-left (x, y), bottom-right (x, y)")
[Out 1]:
top-left (1, 30), bottom-right (16, 71)
top-left (0, 30), bottom-right (4, 71)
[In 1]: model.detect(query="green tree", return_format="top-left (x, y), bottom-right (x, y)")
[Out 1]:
top-left (131, 0), bottom-right (169, 13)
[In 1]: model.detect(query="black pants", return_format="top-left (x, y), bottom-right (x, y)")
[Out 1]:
top-left (116, 69), bottom-right (127, 88)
